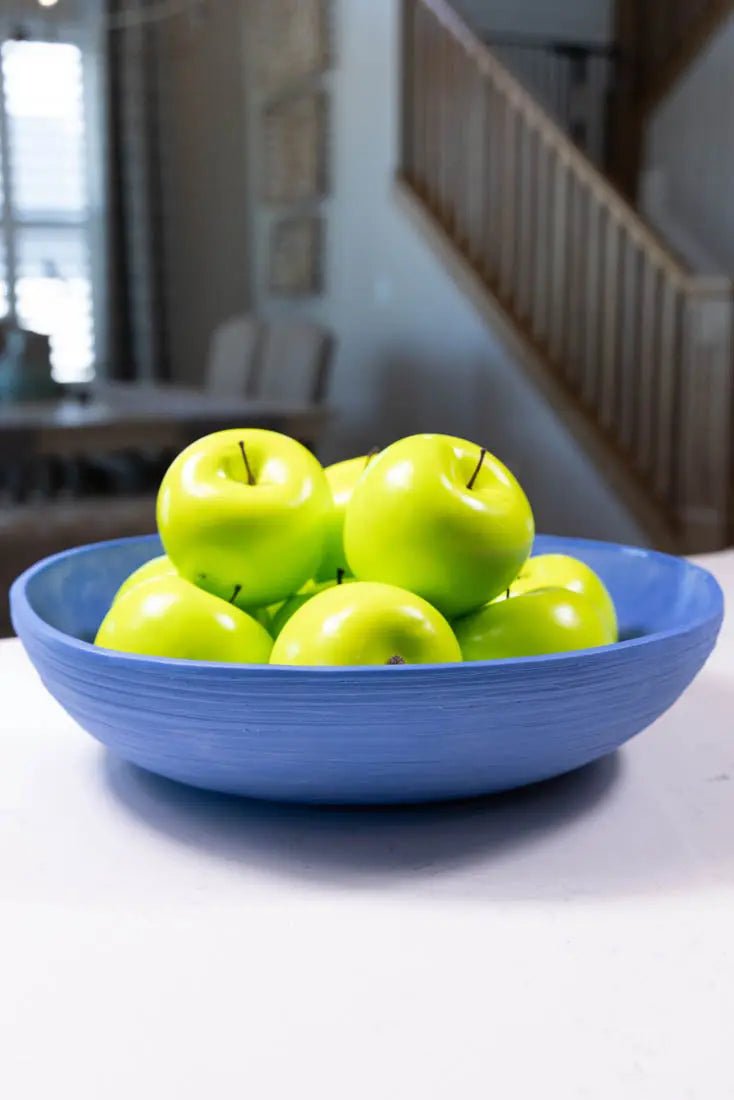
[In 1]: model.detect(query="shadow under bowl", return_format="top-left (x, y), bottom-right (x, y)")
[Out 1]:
top-left (10, 534), bottom-right (723, 804)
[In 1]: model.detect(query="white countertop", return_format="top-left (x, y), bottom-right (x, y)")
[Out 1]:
top-left (2, 553), bottom-right (733, 1100)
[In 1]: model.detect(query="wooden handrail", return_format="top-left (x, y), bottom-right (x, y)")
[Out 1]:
top-left (400, 0), bottom-right (734, 550)
top-left (412, 0), bottom-right (711, 289)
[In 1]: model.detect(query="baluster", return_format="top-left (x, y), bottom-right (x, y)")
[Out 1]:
top-left (548, 152), bottom-right (570, 367)
top-left (564, 177), bottom-right (586, 389)
top-left (421, 8), bottom-right (439, 209)
top-left (454, 40), bottom-right (473, 250)
top-left (581, 194), bottom-right (603, 407)
top-left (515, 114), bottom-right (537, 322)
top-left (499, 92), bottom-right (518, 304)
top-left (465, 62), bottom-right (488, 270)
top-left (437, 24), bottom-right (452, 224)
top-left (477, 72), bottom-right (492, 281)
top-left (531, 133), bottom-right (551, 343)
top-left (543, 145), bottom-right (558, 351)
top-left (563, 176), bottom-right (581, 387)
top-left (636, 256), bottom-right (660, 471)
top-left (616, 235), bottom-right (641, 452)
top-left (485, 75), bottom-right (503, 284)
top-left (562, 173), bottom-right (578, 383)
top-left (446, 36), bottom-right (464, 239)
top-left (432, 13), bottom-right (449, 216)
top-left (599, 212), bottom-right (621, 431)
top-left (654, 277), bottom-right (683, 503)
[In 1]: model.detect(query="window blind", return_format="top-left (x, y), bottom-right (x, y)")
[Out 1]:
top-left (0, 39), bottom-right (95, 383)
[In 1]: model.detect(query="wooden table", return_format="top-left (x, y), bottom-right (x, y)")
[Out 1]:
top-left (0, 382), bottom-right (331, 459)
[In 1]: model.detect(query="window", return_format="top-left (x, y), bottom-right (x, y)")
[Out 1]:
top-left (0, 40), bottom-right (95, 383)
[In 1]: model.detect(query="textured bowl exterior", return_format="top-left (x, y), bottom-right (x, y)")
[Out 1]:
top-left (10, 534), bottom-right (724, 804)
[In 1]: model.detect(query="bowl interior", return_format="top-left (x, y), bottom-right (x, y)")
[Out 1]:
top-left (22, 535), bottom-right (164, 644)
top-left (16, 533), bottom-right (721, 652)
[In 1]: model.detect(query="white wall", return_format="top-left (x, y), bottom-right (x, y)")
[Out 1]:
top-left (249, 0), bottom-right (646, 544)
top-left (643, 12), bottom-right (734, 276)
top-left (451, 0), bottom-right (613, 41)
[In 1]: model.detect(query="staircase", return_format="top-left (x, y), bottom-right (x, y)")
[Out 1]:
top-left (484, 34), bottom-right (616, 168)
top-left (398, 0), bottom-right (734, 553)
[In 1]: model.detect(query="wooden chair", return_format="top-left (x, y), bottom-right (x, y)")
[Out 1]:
top-left (205, 315), bottom-right (261, 398)
top-left (249, 319), bottom-right (334, 405)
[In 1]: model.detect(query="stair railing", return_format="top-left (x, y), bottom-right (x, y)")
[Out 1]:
top-left (400, 0), bottom-right (734, 551)
top-left (483, 33), bottom-right (616, 166)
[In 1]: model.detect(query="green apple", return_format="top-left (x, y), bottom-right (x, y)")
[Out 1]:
top-left (113, 555), bottom-right (175, 604)
top-left (500, 554), bottom-right (618, 641)
top-left (344, 434), bottom-right (534, 618)
top-left (157, 429), bottom-right (331, 609)
top-left (316, 454), bottom-right (373, 581)
top-left (270, 571), bottom-right (354, 637)
top-left (454, 587), bottom-right (614, 661)
top-left (112, 554), bottom-right (274, 636)
top-left (250, 605), bottom-right (274, 636)
top-left (270, 581), bottom-right (462, 666)
top-left (95, 575), bottom-right (273, 663)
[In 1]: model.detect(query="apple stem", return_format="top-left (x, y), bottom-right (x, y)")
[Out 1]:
top-left (365, 447), bottom-right (380, 468)
top-left (387, 655), bottom-right (407, 665)
top-left (238, 440), bottom-right (255, 486)
top-left (467, 447), bottom-right (487, 491)
top-left (337, 569), bottom-right (346, 585)
top-left (506, 589), bottom-right (511, 600)
top-left (230, 585), bottom-right (242, 604)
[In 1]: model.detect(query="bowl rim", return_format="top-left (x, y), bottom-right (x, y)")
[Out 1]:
top-left (9, 533), bottom-right (724, 675)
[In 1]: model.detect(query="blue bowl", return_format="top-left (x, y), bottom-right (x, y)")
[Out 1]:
top-left (10, 535), bottom-right (723, 804)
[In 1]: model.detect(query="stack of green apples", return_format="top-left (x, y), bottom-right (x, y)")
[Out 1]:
top-left (96, 430), bottom-right (618, 666)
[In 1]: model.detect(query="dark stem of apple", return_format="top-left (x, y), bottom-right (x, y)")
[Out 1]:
top-left (337, 569), bottom-right (346, 585)
top-left (230, 585), bottom-right (242, 604)
top-left (365, 447), bottom-right (380, 468)
top-left (387, 655), bottom-right (407, 665)
top-left (467, 447), bottom-right (487, 491)
top-left (506, 589), bottom-right (511, 600)
top-left (238, 440), bottom-right (255, 486)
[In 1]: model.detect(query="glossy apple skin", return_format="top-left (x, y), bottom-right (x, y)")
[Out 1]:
top-left (270, 576), bottom-right (355, 638)
top-left (316, 455), bottom-right (369, 581)
top-left (113, 555), bottom-right (175, 604)
top-left (454, 587), bottom-right (614, 661)
top-left (344, 435), bottom-right (534, 618)
top-left (112, 555), bottom-right (274, 635)
top-left (157, 429), bottom-right (331, 609)
top-left (504, 553), bottom-right (618, 641)
top-left (270, 581), bottom-right (462, 666)
top-left (95, 576), bottom-right (273, 663)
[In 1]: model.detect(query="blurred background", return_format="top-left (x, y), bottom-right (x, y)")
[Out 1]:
top-left (2, 0), bottom-right (733, 635)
